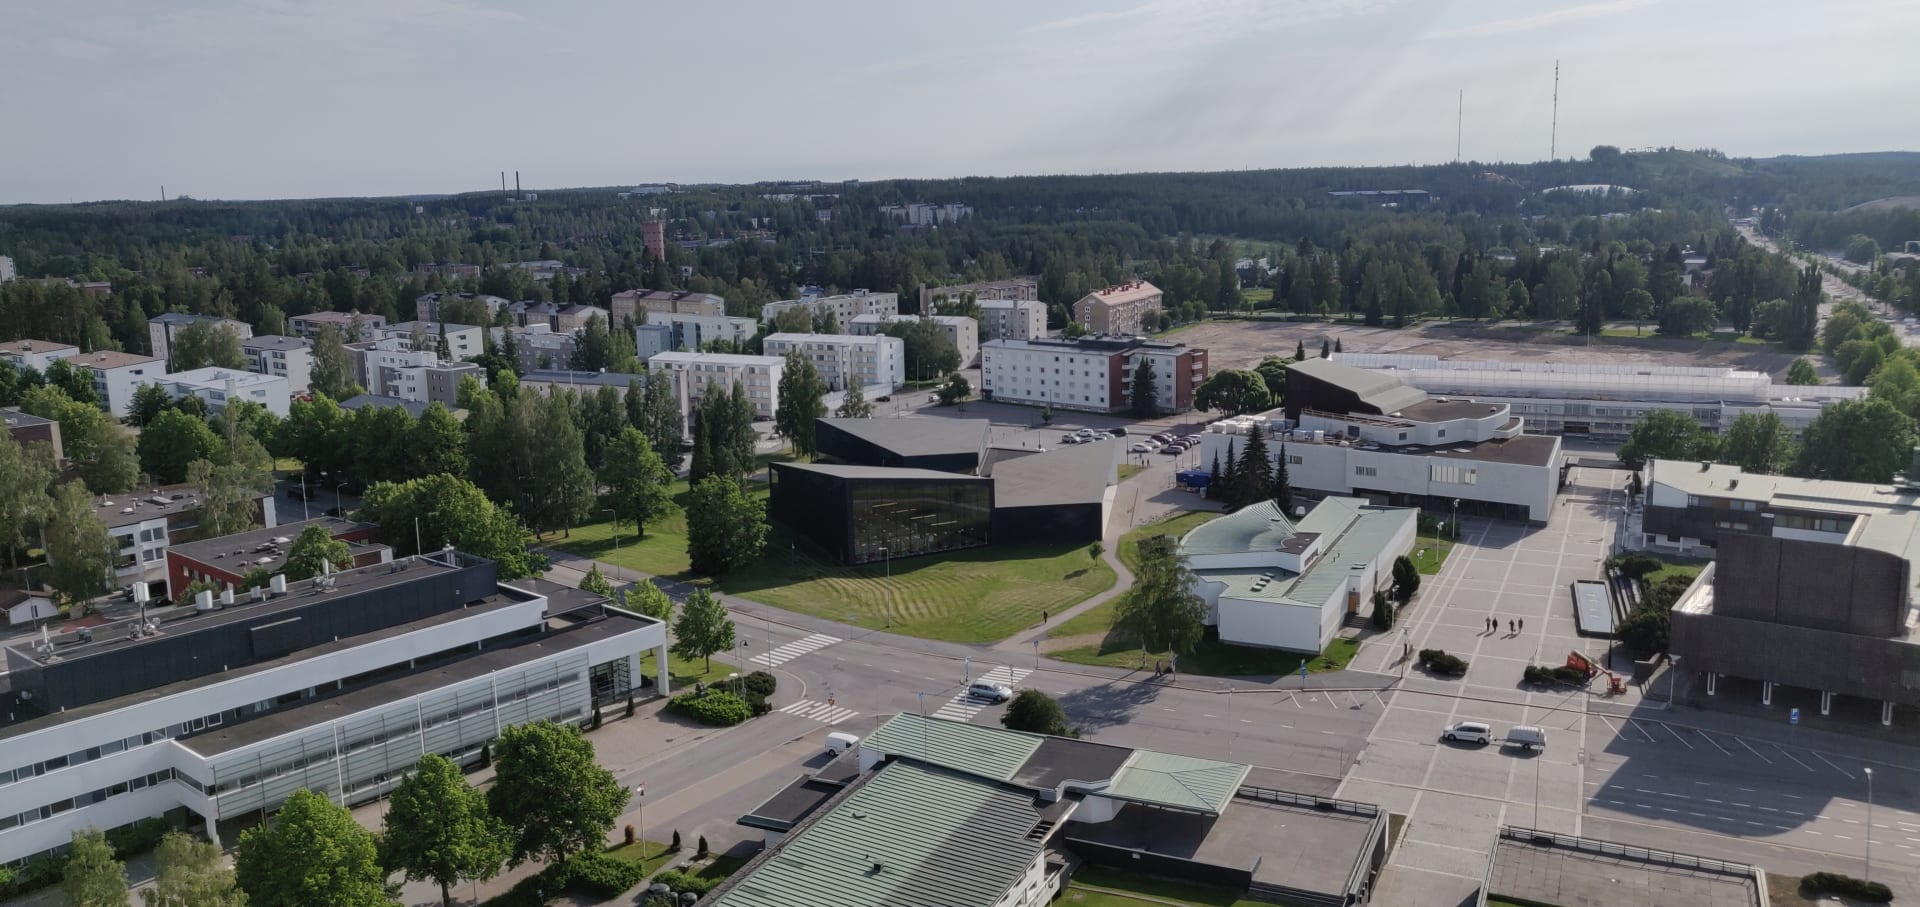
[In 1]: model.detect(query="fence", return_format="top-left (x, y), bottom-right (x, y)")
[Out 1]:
top-left (1498, 826), bottom-right (1756, 878)
top-left (1236, 785), bottom-right (1381, 820)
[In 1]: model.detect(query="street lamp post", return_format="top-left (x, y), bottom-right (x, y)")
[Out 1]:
top-left (1451, 498), bottom-right (1460, 544)
top-left (601, 508), bottom-right (620, 565)
top-left (964, 656), bottom-right (972, 685)
top-left (1665, 655), bottom-right (1681, 709)
top-left (1865, 767), bottom-right (1875, 882)
top-left (634, 784), bottom-right (646, 862)
top-left (1533, 752), bottom-right (1543, 827)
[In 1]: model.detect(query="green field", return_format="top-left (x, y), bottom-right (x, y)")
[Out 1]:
top-left (639, 650), bottom-right (740, 689)
top-left (1643, 557), bottom-right (1706, 588)
top-left (1062, 867), bottom-right (1298, 907)
top-left (1409, 536), bottom-right (1455, 575)
top-left (603, 840), bottom-right (675, 877)
top-left (554, 477), bottom-right (770, 579)
top-left (1118, 463), bottom-right (1146, 482)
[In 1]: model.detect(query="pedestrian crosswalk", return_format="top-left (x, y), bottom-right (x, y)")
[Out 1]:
top-left (779, 699), bottom-right (859, 725)
top-left (749, 633), bottom-right (840, 668)
top-left (930, 666), bottom-right (1032, 722)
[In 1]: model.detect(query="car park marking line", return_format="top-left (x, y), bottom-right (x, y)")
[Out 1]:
top-left (1626, 720), bottom-right (1660, 743)
top-left (1772, 745), bottom-right (1816, 772)
top-left (1735, 738), bottom-right (1774, 765)
top-left (1659, 723), bottom-right (1694, 749)
top-left (1812, 752), bottom-right (1855, 780)
top-left (1695, 731), bottom-right (1735, 756)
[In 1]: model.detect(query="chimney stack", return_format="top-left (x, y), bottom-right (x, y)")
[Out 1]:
top-left (515, 171), bottom-right (521, 195)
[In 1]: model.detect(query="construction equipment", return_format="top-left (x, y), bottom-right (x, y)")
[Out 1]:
top-left (1566, 650), bottom-right (1628, 696)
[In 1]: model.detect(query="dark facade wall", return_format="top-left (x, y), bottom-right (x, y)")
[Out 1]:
top-left (993, 502), bottom-right (1104, 546)
top-left (768, 466), bottom-right (853, 563)
top-left (9, 421), bottom-right (62, 462)
top-left (1713, 535), bottom-right (1909, 636)
top-left (1672, 611), bottom-right (1920, 705)
top-left (1284, 369), bottom-right (1372, 420)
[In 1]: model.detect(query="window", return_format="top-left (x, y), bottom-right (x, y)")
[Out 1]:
top-left (1288, 455), bottom-right (1303, 465)
top-left (1437, 429), bottom-right (1447, 438)
top-left (1354, 466), bottom-right (1378, 477)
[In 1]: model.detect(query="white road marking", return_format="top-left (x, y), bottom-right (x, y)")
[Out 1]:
top-left (750, 633), bottom-right (842, 667)
top-left (1773, 745), bottom-right (1815, 773)
top-left (1735, 738), bottom-right (1774, 765)
top-left (929, 666), bottom-right (1032, 722)
top-left (1812, 752), bottom-right (1855, 780)
top-left (778, 699), bottom-right (859, 725)
top-left (1659, 723), bottom-right (1694, 749)
top-left (1696, 730), bottom-right (1735, 756)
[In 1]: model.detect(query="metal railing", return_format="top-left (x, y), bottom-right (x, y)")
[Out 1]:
top-left (1498, 826), bottom-right (1755, 877)
top-left (1236, 785), bottom-right (1380, 819)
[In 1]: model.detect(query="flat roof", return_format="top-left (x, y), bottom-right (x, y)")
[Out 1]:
top-left (1646, 458), bottom-right (1920, 565)
top-left (91, 485), bottom-right (206, 527)
top-left (242, 335), bottom-right (310, 351)
top-left (4, 410), bottom-right (55, 429)
top-left (339, 394), bottom-right (429, 416)
top-left (1289, 357), bottom-right (1428, 414)
top-left (167, 517), bottom-right (379, 571)
top-left (1396, 399), bottom-right (1505, 422)
top-left (1426, 434), bottom-right (1561, 467)
top-left (152, 313), bottom-right (244, 326)
top-left (648, 351), bottom-right (784, 367)
top-left (988, 439), bottom-right (1117, 508)
top-left (383, 321), bottom-right (479, 334)
top-left (1489, 831), bottom-right (1759, 907)
top-left (165, 367), bottom-right (284, 389)
top-left (70, 350), bottom-right (162, 371)
top-left (820, 416), bottom-right (989, 460)
top-left (0, 339), bottom-right (77, 355)
top-left (181, 611), bottom-right (651, 756)
top-left (1010, 736), bottom-right (1134, 790)
top-left (520, 369), bottom-right (644, 389)
top-left (775, 462), bottom-right (982, 483)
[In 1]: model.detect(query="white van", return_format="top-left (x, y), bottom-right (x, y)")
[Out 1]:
top-left (1506, 726), bottom-right (1547, 751)
top-left (825, 731), bottom-right (860, 756)
top-left (1441, 721), bottom-right (1491, 745)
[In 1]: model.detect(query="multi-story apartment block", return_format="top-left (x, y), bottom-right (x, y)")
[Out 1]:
top-left (5, 410), bottom-right (63, 462)
top-left (89, 483), bottom-right (280, 585)
top-left (762, 333), bottom-right (905, 391)
top-left (980, 336), bottom-right (1208, 414)
top-left (241, 336), bottom-right (313, 394)
top-left (414, 292), bottom-right (509, 323)
top-left (641, 221), bottom-right (667, 260)
top-left (346, 338), bottom-right (479, 407)
top-left (148, 314), bottom-right (254, 365)
top-left (0, 550), bottom-right (665, 866)
top-left (372, 321), bottom-right (484, 361)
top-left (500, 325), bottom-right (578, 372)
top-left (287, 310), bottom-right (384, 341)
top-left (847, 313), bottom-right (980, 369)
top-left (760, 289), bottom-right (898, 328)
top-left (0, 339), bottom-right (79, 374)
top-left (632, 324), bottom-right (674, 360)
top-left (647, 351), bottom-right (784, 432)
top-left (0, 255), bottom-right (15, 283)
top-left (976, 299), bottom-right (1048, 342)
top-left (919, 277), bottom-right (1039, 310)
top-left (609, 289), bottom-right (726, 325)
top-left (70, 350), bottom-right (165, 419)
top-left (642, 312), bottom-right (758, 353)
top-left (508, 301), bottom-right (608, 334)
top-left (1071, 281), bottom-right (1163, 335)
top-left (148, 367), bottom-right (291, 418)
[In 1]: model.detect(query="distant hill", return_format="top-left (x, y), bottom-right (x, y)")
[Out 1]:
top-left (1842, 195), bottom-right (1920, 213)
top-left (1623, 148), bottom-right (1746, 178)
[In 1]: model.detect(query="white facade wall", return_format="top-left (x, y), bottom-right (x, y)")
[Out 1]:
top-left (977, 299), bottom-right (1047, 342)
top-left (981, 342), bottom-right (1116, 412)
top-left (633, 324), bottom-right (674, 360)
top-left (1126, 349), bottom-right (1189, 415)
top-left (243, 343), bottom-right (313, 394)
top-left (0, 342), bottom-right (78, 373)
top-left (0, 256), bottom-right (14, 283)
top-left (1212, 593), bottom-right (1328, 653)
top-left (1203, 433), bottom-right (1560, 522)
top-left (648, 352), bottom-right (784, 429)
top-left (370, 323), bottom-right (484, 361)
top-left (157, 369), bottom-right (291, 418)
top-left (760, 291), bottom-right (899, 327)
top-left (848, 314), bottom-right (979, 369)
top-left (990, 854), bottom-right (1055, 907)
top-left (86, 362), bottom-right (163, 419)
top-left (107, 515), bottom-right (172, 582)
top-left (656, 312), bottom-right (758, 352)
top-left (762, 333), bottom-right (904, 390)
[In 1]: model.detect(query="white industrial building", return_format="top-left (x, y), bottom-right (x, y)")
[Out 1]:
top-left (760, 289), bottom-right (899, 328)
top-left (648, 351), bottom-right (785, 430)
top-left (148, 367), bottom-right (292, 418)
top-left (762, 332), bottom-right (905, 391)
top-left (1200, 359), bottom-right (1564, 524)
top-left (1332, 353), bottom-right (1867, 437)
top-left (0, 552), bottom-right (665, 866)
top-left (1179, 498), bottom-right (1416, 653)
top-left (847, 313), bottom-right (980, 369)
top-left (241, 336), bottom-right (313, 394)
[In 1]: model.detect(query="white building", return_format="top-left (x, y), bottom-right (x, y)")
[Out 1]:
top-left (1333, 353), bottom-right (1868, 438)
top-left (0, 256), bottom-right (15, 283)
top-left (760, 289), bottom-right (899, 327)
top-left (644, 311), bottom-right (758, 353)
top-left (1179, 498), bottom-right (1415, 653)
top-left (647, 351), bottom-right (784, 431)
top-left (0, 552), bottom-right (665, 866)
top-left (70, 350), bottom-right (165, 419)
top-left (847, 312), bottom-right (980, 369)
top-left (287, 311), bottom-right (384, 341)
top-left (499, 324), bottom-right (577, 373)
top-left (347, 338), bottom-right (478, 407)
top-left (148, 314), bottom-right (253, 367)
top-left (981, 336), bottom-right (1208, 414)
top-left (878, 202), bottom-right (972, 225)
top-left (762, 332), bottom-right (905, 391)
top-left (150, 367), bottom-right (292, 418)
top-left (976, 298), bottom-right (1048, 342)
top-left (1203, 358), bottom-right (1564, 524)
top-left (241, 336), bottom-right (313, 394)
top-left (371, 321), bottom-right (485, 361)
top-left (91, 484), bottom-right (279, 585)
top-left (633, 323), bottom-right (674, 360)
top-left (0, 339), bottom-right (79, 374)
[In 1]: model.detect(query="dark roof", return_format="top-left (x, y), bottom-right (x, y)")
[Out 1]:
top-left (989, 440), bottom-right (1118, 508)
top-left (167, 517), bottom-right (379, 573)
top-left (1011, 736), bottom-right (1135, 790)
top-left (1427, 434), bottom-right (1560, 467)
top-left (740, 775), bottom-right (852, 832)
top-left (1395, 399), bottom-right (1505, 422)
top-left (91, 485), bottom-right (209, 528)
top-left (521, 370), bottom-right (645, 389)
top-left (1288, 357), bottom-right (1427, 414)
top-left (339, 394), bottom-right (429, 417)
top-left (775, 462), bottom-right (984, 482)
top-left (4, 410), bottom-right (54, 429)
top-left (819, 417), bottom-right (990, 459)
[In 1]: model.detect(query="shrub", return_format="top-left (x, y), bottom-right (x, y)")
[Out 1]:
top-left (0, 853), bottom-right (68, 899)
top-left (1523, 665), bottom-right (1593, 686)
top-left (105, 817), bottom-right (171, 858)
top-left (1609, 553), bottom-right (1663, 581)
top-left (1418, 649), bottom-right (1468, 677)
top-left (557, 851), bottom-right (648, 897)
top-left (697, 835), bottom-right (709, 858)
top-left (624, 824), bottom-right (636, 846)
top-left (1522, 665), bottom-right (1553, 686)
top-left (1370, 591), bottom-right (1395, 630)
top-left (668, 690), bottom-right (752, 726)
top-left (671, 829), bottom-right (682, 852)
top-left (742, 671), bottom-right (777, 698)
top-left (1800, 871), bottom-right (1892, 903)
top-left (653, 869), bottom-right (723, 896)
top-left (1551, 665), bottom-right (1589, 685)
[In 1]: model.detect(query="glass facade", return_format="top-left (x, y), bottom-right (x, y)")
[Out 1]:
top-left (849, 479), bottom-right (991, 564)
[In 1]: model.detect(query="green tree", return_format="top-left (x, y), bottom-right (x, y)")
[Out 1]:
top-left (936, 372), bottom-right (971, 406)
top-left (80, 424), bottom-right (141, 495)
top-left (487, 722), bottom-right (630, 867)
top-left (63, 828), bottom-right (129, 907)
top-left (836, 380), bottom-right (873, 418)
top-left (888, 318), bottom-right (960, 381)
top-left (1229, 426), bottom-right (1273, 509)
top-left (139, 409), bottom-right (222, 484)
top-left (631, 372), bottom-right (684, 469)
top-left (309, 326), bottom-right (361, 400)
top-left (1617, 409), bottom-right (1718, 471)
top-left (672, 586), bottom-right (737, 672)
top-left (1000, 689), bottom-right (1076, 737)
top-left (580, 563), bottom-right (614, 595)
top-left (1844, 234), bottom-right (1882, 264)
top-left (685, 475), bottom-right (767, 575)
top-left (1657, 296), bottom-right (1717, 336)
top-left (1719, 412), bottom-right (1795, 475)
top-left (600, 428), bottom-right (673, 538)
top-left (381, 754), bottom-right (510, 907)
top-left (1193, 369), bottom-right (1273, 417)
top-left (285, 394), bottom-right (350, 480)
top-left (129, 383), bottom-right (175, 427)
top-left (284, 524), bottom-right (350, 580)
top-left (1785, 358), bottom-right (1820, 386)
top-left (45, 482), bottom-right (114, 611)
top-left (169, 320), bottom-right (246, 370)
top-left (22, 385), bottom-right (114, 467)
top-left (1621, 288), bottom-right (1654, 334)
top-left (1869, 353), bottom-right (1920, 417)
top-left (775, 349), bottom-right (827, 457)
top-left (620, 579), bottom-right (674, 622)
top-left (0, 439), bottom-right (56, 567)
top-left (1272, 444), bottom-right (1294, 515)
top-left (1391, 554), bottom-right (1420, 603)
top-left (187, 432), bottom-right (274, 539)
top-left (1253, 356), bottom-right (1289, 400)
top-left (358, 474), bottom-right (542, 578)
top-left (407, 402), bottom-right (468, 479)
top-left (1129, 359), bottom-right (1159, 419)
top-left (143, 831), bottom-right (246, 907)
top-left (1370, 591), bottom-right (1395, 630)
top-left (44, 358), bottom-right (98, 405)
top-left (1114, 536), bottom-right (1207, 657)
top-left (235, 789), bottom-right (392, 907)
top-left (1793, 396), bottom-right (1919, 483)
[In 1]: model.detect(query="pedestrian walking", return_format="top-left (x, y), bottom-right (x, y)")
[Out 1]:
top-left (1508, 619), bottom-right (1516, 634)
top-left (1518, 618), bottom-right (1524, 632)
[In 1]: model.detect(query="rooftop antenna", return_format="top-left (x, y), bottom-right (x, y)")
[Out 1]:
top-left (1549, 60), bottom-right (1560, 161)
top-left (501, 171), bottom-right (507, 194)
top-left (1455, 89), bottom-right (1463, 163)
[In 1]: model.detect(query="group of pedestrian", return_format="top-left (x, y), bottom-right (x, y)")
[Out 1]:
top-left (1484, 617), bottom-right (1525, 635)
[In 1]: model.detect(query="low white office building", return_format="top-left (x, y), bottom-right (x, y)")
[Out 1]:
top-left (0, 553), bottom-right (665, 866)
top-left (0, 339), bottom-right (79, 374)
top-left (1199, 358), bottom-right (1564, 523)
top-left (70, 351), bottom-right (165, 419)
top-left (1332, 353), bottom-right (1867, 437)
top-left (648, 351), bottom-right (784, 430)
top-left (1179, 498), bottom-right (1416, 653)
top-left (242, 335), bottom-right (313, 394)
top-left (762, 332), bottom-right (904, 390)
top-left (150, 367), bottom-right (291, 418)
top-left (848, 312), bottom-right (980, 369)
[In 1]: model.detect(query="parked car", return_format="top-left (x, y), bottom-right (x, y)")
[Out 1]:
top-left (825, 731), bottom-right (860, 755)
top-left (1441, 721), bottom-right (1492, 745)
top-left (1505, 726), bottom-right (1547, 751)
top-left (1152, 432), bottom-right (1174, 443)
top-left (876, 395), bottom-right (892, 402)
top-left (1110, 426), bottom-right (1129, 436)
top-left (1129, 442), bottom-right (1155, 453)
top-left (967, 681), bottom-right (1014, 703)
top-left (1061, 434), bottom-right (1081, 444)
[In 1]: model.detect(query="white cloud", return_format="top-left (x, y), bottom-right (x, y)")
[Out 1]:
top-left (1423, 0), bottom-right (1663, 41)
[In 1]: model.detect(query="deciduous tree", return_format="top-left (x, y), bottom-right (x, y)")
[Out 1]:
top-left (775, 349), bottom-right (827, 457)
top-left (836, 380), bottom-right (873, 418)
top-left (63, 829), bottom-right (128, 907)
top-left (1793, 396), bottom-right (1918, 483)
top-left (672, 587), bottom-right (736, 672)
top-left (139, 409), bottom-right (222, 484)
top-left (1114, 536), bottom-right (1207, 657)
top-left (1720, 412), bottom-right (1795, 475)
top-left (309, 326), bottom-right (361, 401)
top-left (487, 722), bottom-right (629, 867)
top-left (1001, 689), bottom-right (1075, 737)
top-left (381, 754), bottom-right (510, 907)
top-left (1617, 409), bottom-right (1719, 471)
top-left (358, 474), bottom-right (542, 578)
top-left (143, 832), bottom-right (246, 907)
top-left (600, 427), bottom-right (673, 538)
top-left (169, 320), bottom-right (246, 370)
top-left (236, 789), bottom-right (392, 907)
top-left (1193, 369), bottom-right (1273, 417)
top-left (285, 524), bottom-right (350, 580)
top-left (45, 482), bottom-right (114, 610)
top-left (685, 475), bottom-right (767, 575)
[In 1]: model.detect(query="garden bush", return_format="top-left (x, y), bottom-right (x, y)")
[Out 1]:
top-left (742, 671), bottom-right (777, 698)
top-left (105, 817), bottom-right (171, 858)
top-left (1417, 649), bottom-right (1468, 677)
top-left (668, 690), bottom-right (752, 726)
top-left (1607, 553), bottom-right (1663, 581)
top-left (652, 869), bottom-right (723, 896)
top-left (1800, 871), bottom-right (1892, 903)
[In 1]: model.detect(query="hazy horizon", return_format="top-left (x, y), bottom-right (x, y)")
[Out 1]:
top-left (6, 0), bottom-right (1918, 205)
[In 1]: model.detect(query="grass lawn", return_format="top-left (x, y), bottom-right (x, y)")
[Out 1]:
top-left (1642, 557), bottom-right (1706, 588)
top-left (1118, 464), bottom-right (1146, 482)
top-left (1409, 536), bottom-right (1456, 575)
top-left (1052, 634), bottom-right (1359, 678)
top-left (1063, 867), bottom-right (1296, 907)
top-left (719, 533), bottom-right (1115, 644)
top-left (1153, 321), bottom-right (1202, 338)
top-left (1594, 327), bottom-right (1766, 345)
top-left (1118, 509), bottom-right (1219, 572)
top-left (603, 840), bottom-right (675, 877)
top-left (1241, 288), bottom-right (1274, 307)
top-left (551, 478), bottom-right (770, 579)
top-left (639, 650), bottom-right (740, 689)
top-left (1763, 872), bottom-right (1820, 907)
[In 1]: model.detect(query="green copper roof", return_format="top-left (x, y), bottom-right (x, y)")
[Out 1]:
top-left (1178, 500), bottom-right (1301, 556)
top-left (1107, 750), bottom-right (1251, 815)
top-left (862, 713), bottom-right (1044, 782)
top-left (712, 760), bottom-right (1044, 907)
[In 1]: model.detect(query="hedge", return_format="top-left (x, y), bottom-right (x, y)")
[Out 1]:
top-left (1522, 665), bottom-right (1590, 686)
top-left (668, 690), bottom-right (752, 726)
top-left (652, 868), bottom-right (723, 896)
top-left (481, 852), bottom-right (652, 906)
top-left (0, 817), bottom-right (175, 898)
top-left (1800, 871), bottom-right (1892, 903)
top-left (1417, 649), bottom-right (1468, 677)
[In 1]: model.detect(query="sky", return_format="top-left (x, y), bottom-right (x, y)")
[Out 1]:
top-left (3, 0), bottom-right (1917, 204)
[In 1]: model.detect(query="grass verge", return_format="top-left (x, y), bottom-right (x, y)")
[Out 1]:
top-left (552, 478), bottom-right (770, 579)
top-left (1410, 536), bottom-right (1455, 575)
top-left (1763, 872), bottom-right (1819, 907)
top-left (639, 650), bottom-right (739, 689)
top-left (1052, 635), bottom-right (1359, 678)
top-left (1118, 464), bottom-right (1146, 482)
top-left (1064, 866), bottom-right (1296, 907)
top-left (604, 840), bottom-right (675, 877)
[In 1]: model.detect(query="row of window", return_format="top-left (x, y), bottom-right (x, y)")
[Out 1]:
top-left (1431, 465), bottom-right (1479, 486)
top-left (0, 712), bottom-right (222, 790)
top-left (0, 770), bottom-right (180, 833)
